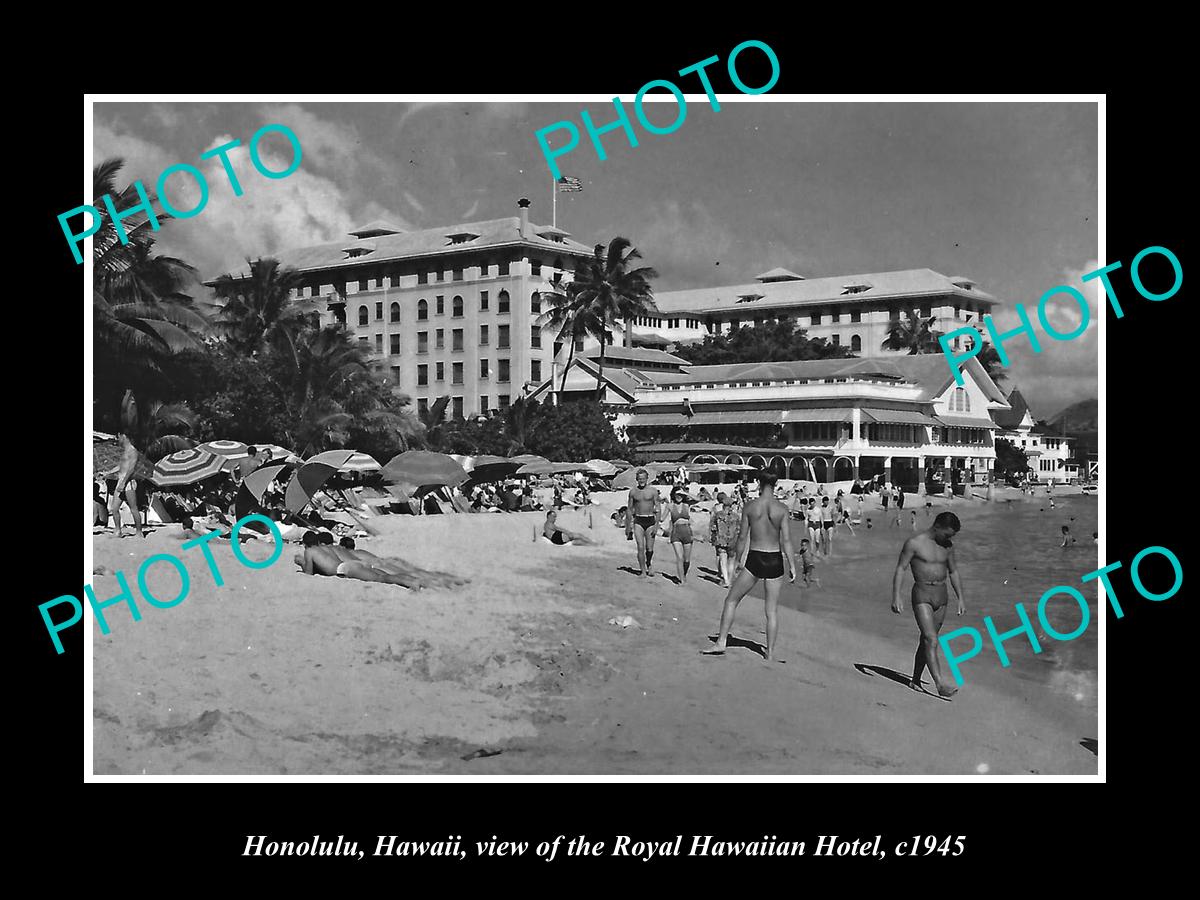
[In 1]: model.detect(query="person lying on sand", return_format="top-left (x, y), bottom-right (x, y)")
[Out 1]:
top-left (294, 531), bottom-right (422, 589)
top-left (337, 537), bottom-right (470, 588)
top-left (891, 511), bottom-right (966, 699)
top-left (542, 510), bottom-right (596, 546)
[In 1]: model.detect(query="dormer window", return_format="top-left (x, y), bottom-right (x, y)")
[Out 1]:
top-left (841, 281), bottom-right (873, 295)
top-left (736, 292), bottom-right (764, 304)
top-left (446, 231), bottom-right (480, 245)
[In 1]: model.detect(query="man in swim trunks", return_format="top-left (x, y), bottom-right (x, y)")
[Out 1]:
top-left (703, 471), bottom-right (796, 663)
top-left (625, 468), bottom-right (661, 577)
top-left (109, 432), bottom-right (144, 539)
top-left (891, 511), bottom-right (966, 698)
top-left (295, 532), bottom-right (421, 588)
top-left (819, 495), bottom-right (836, 554)
top-left (543, 510), bottom-right (595, 546)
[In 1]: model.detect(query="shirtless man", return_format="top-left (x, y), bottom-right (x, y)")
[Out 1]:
top-left (891, 511), bottom-right (965, 698)
top-left (294, 531), bottom-right (422, 589)
top-left (543, 510), bottom-right (596, 546)
top-left (625, 468), bottom-right (662, 577)
top-left (338, 536), bottom-right (471, 588)
top-left (108, 433), bottom-right (144, 538)
top-left (702, 471), bottom-right (796, 662)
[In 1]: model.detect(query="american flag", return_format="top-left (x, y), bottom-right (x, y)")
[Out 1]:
top-left (557, 176), bottom-right (583, 192)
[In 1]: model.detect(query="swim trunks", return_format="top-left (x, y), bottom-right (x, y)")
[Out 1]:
top-left (336, 562), bottom-right (350, 576)
top-left (822, 521), bottom-right (834, 529)
top-left (550, 531), bottom-right (569, 545)
top-left (671, 521), bottom-right (693, 543)
top-left (911, 580), bottom-right (948, 611)
top-left (745, 549), bottom-right (785, 579)
top-left (633, 515), bottom-right (657, 531)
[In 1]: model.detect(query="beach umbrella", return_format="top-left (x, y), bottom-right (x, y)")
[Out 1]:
top-left (285, 450), bottom-right (354, 513)
top-left (339, 451), bottom-right (382, 473)
top-left (448, 453), bottom-right (475, 472)
top-left (612, 462), bottom-right (674, 490)
top-left (152, 447), bottom-right (225, 487)
top-left (200, 440), bottom-right (249, 460)
top-left (510, 454), bottom-right (549, 468)
top-left (241, 463), bottom-right (292, 504)
top-left (586, 459), bottom-right (618, 477)
top-left (381, 450), bottom-right (469, 489)
top-left (466, 454), bottom-right (522, 484)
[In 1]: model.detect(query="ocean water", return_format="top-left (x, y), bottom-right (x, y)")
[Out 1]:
top-left (777, 495), bottom-right (1100, 704)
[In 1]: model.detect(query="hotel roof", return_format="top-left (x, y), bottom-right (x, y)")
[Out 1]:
top-left (651, 268), bottom-right (998, 315)
top-left (580, 346), bottom-right (687, 366)
top-left (223, 216), bottom-right (594, 278)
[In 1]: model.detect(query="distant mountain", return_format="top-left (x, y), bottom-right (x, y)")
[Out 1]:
top-left (1049, 398), bottom-right (1097, 433)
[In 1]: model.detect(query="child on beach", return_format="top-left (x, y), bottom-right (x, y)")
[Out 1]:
top-left (1061, 525), bottom-right (1077, 547)
top-left (797, 539), bottom-right (820, 587)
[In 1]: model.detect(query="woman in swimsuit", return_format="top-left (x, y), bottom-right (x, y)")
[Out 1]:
top-left (664, 490), bottom-right (695, 585)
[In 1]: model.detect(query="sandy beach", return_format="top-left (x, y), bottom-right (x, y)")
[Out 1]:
top-left (92, 489), bottom-right (1098, 775)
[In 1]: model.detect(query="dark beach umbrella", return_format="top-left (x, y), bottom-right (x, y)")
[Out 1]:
top-left (466, 454), bottom-right (522, 484)
top-left (382, 450), bottom-right (469, 489)
top-left (285, 450), bottom-right (354, 513)
top-left (152, 447), bottom-right (225, 487)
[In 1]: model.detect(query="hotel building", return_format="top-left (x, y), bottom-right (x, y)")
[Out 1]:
top-left (226, 200), bottom-right (595, 419)
top-left (532, 352), bottom-right (1010, 495)
top-left (992, 388), bottom-right (1079, 484)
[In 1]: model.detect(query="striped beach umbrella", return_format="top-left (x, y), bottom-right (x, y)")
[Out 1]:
top-left (285, 450), bottom-right (354, 513)
top-left (586, 459), bottom-right (618, 477)
top-left (200, 439), bottom-right (249, 459)
top-left (339, 451), bottom-right (382, 473)
top-left (381, 450), bottom-right (469, 489)
top-left (152, 447), bottom-right (225, 487)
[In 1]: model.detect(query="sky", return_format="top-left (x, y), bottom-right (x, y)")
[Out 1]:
top-left (93, 99), bottom-right (1098, 418)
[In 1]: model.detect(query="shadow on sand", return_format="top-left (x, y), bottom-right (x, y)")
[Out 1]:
top-left (704, 634), bottom-right (767, 659)
top-left (854, 663), bottom-right (951, 702)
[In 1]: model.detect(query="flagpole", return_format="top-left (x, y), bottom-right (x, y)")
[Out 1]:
top-left (552, 175), bottom-right (557, 230)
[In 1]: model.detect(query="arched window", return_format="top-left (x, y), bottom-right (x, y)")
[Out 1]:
top-left (452, 295), bottom-right (463, 317)
top-left (417, 299), bottom-right (428, 321)
top-left (358, 305), bottom-right (369, 326)
top-left (531, 291), bottom-right (541, 314)
top-left (951, 387), bottom-right (970, 412)
top-left (390, 302), bottom-right (400, 323)
top-left (850, 335), bottom-right (862, 352)
top-left (498, 290), bottom-right (510, 314)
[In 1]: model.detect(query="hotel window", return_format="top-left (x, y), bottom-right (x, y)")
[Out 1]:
top-left (498, 359), bottom-right (510, 382)
top-left (851, 335), bottom-right (862, 352)
top-left (530, 259), bottom-right (542, 276)
top-left (480, 260), bottom-right (490, 277)
top-left (417, 331), bottom-right (429, 353)
top-left (452, 295), bottom-right (463, 317)
top-left (375, 302), bottom-right (383, 320)
top-left (531, 360), bottom-right (542, 382)
top-left (832, 334), bottom-right (840, 346)
top-left (480, 290), bottom-right (489, 311)
top-left (436, 328), bottom-right (444, 349)
top-left (436, 269), bottom-right (444, 282)
top-left (498, 290), bottom-right (510, 313)
top-left (811, 313), bottom-right (822, 326)
top-left (574, 338), bottom-right (584, 352)
top-left (851, 309), bottom-right (861, 323)
top-left (452, 362), bottom-right (463, 384)
top-left (453, 267), bottom-right (463, 281)
top-left (390, 334), bottom-right (401, 356)
top-left (479, 359), bottom-right (489, 378)
top-left (832, 312), bottom-right (840, 323)
top-left (480, 394), bottom-right (489, 413)
top-left (452, 329), bottom-right (463, 351)
top-left (531, 325), bottom-right (542, 348)
top-left (359, 279), bottom-right (369, 291)
top-left (436, 295), bottom-right (444, 315)
top-left (391, 273), bottom-right (403, 288)
top-left (375, 334), bottom-right (383, 353)
top-left (452, 396), bottom-right (463, 418)
top-left (418, 299), bottom-right (428, 320)
top-left (390, 302), bottom-right (400, 323)
top-left (498, 260), bottom-right (510, 276)
top-left (920, 305), bottom-right (931, 318)
top-left (310, 285), bottom-right (319, 297)
top-left (531, 291), bottom-right (541, 314)
top-left (390, 365), bottom-right (401, 385)
top-left (889, 306), bottom-right (901, 321)
top-left (436, 362), bottom-right (445, 381)
top-left (418, 398), bottom-right (428, 414)
top-left (499, 394), bottom-right (510, 410)
top-left (358, 305), bottom-right (369, 326)
top-left (498, 324), bottom-right (510, 349)
top-left (417, 365), bottom-right (428, 386)
top-left (480, 324), bottom-right (489, 345)
top-left (418, 272), bottom-right (428, 285)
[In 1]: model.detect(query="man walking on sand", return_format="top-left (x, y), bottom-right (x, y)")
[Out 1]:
top-left (891, 511), bottom-right (966, 699)
top-left (702, 471), bottom-right (796, 663)
top-left (626, 468), bottom-right (662, 577)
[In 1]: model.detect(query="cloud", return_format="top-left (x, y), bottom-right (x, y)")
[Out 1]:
top-left (986, 259), bottom-right (1099, 419)
top-left (93, 119), bottom-right (412, 281)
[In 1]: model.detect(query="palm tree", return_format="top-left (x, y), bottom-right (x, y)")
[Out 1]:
top-left (504, 396), bottom-right (541, 454)
top-left (419, 396), bottom-right (451, 448)
top-left (973, 340), bottom-right (1007, 383)
top-left (116, 389), bottom-right (198, 460)
top-left (881, 310), bottom-right (942, 354)
top-left (91, 159), bottom-right (209, 410)
top-left (537, 285), bottom-right (605, 401)
top-left (212, 257), bottom-right (306, 358)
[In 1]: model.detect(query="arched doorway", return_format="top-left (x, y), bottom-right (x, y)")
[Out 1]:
top-left (725, 454), bottom-right (744, 465)
top-left (691, 454), bottom-right (718, 464)
top-left (788, 457), bottom-right (809, 480)
top-left (769, 456), bottom-right (787, 477)
top-left (747, 454), bottom-right (767, 471)
top-left (833, 456), bottom-right (855, 481)
top-left (810, 457), bottom-right (828, 482)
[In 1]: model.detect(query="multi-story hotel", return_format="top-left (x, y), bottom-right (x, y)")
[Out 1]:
top-left (532, 351), bottom-right (1010, 495)
top-left (226, 200), bottom-right (596, 419)
top-left (992, 388), bottom-right (1079, 484)
top-left (611, 267), bottom-right (1000, 358)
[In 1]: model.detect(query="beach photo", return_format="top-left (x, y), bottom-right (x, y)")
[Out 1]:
top-left (86, 98), bottom-right (1100, 776)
